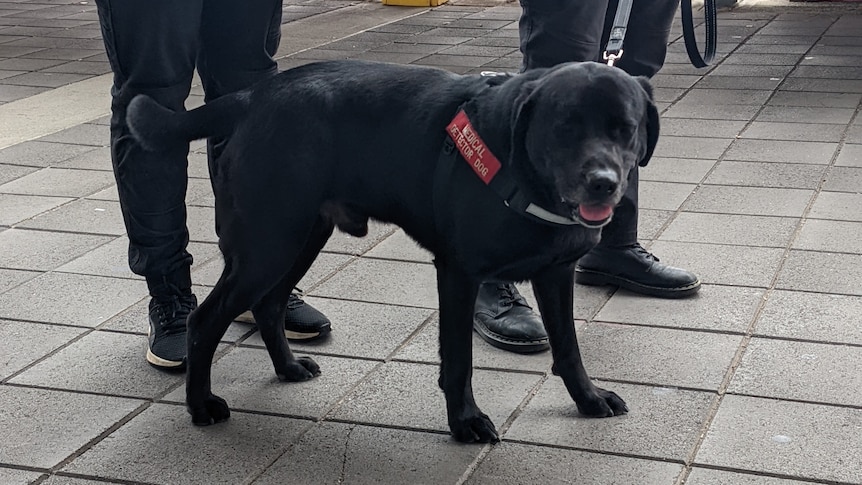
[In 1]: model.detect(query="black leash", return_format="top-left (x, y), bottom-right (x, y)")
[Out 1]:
top-left (603, 0), bottom-right (717, 68)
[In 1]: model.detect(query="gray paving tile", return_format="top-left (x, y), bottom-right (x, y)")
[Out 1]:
top-left (17, 197), bottom-right (123, 235)
top-left (661, 118), bottom-right (748, 138)
top-left (0, 268), bottom-right (41, 293)
top-left (363, 229), bottom-right (432, 263)
top-left (684, 185), bottom-right (813, 217)
top-left (0, 83), bottom-right (46, 101)
top-left (164, 349), bottom-right (376, 419)
top-left (767, 90), bottom-right (862, 108)
top-left (10, 330), bottom-right (183, 398)
top-left (695, 395), bottom-right (862, 483)
top-left (0, 56), bottom-right (65, 71)
top-left (41, 476), bottom-right (123, 485)
top-left (580, 323), bottom-right (740, 390)
top-left (0, 467), bottom-right (42, 485)
top-left (835, 143), bottom-right (862, 167)
top-left (0, 141), bottom-right (96, 167)
top-left (393, 315), bottom-right (553, 373)
top-left (0, 319), bottom-right (84, 379)
top-left (822, 166), bottom-right (862, 193)
top-left (0, 386), bottom-right (142, 468)
top-left (0, 163), bottom-right (37, 185)
top-left (793, 219), bottom-right (862, 254)
top-left (741, 122), bottom-right (845, 143)
top-left (186, 205), bottom-right (217, 243)
top-left (313, 257), bottom-right (438, 308)
top-left (675, 88), bottom-right (774, 106)
top-left (246, 297), bottom-right (434, 360)
top-left (0, 228), bottom-right (112, 271)
top-left (660, 213), bottom-right (797, 247)
top-left (597, 284), bottom-right (764, 334)
top-left (638, 181), bottom-right (695, 211)
top-left (755, 106), bottom-right (856, 125)
top-left (707, 63), bottom-right (794, 78)
top-left (253, 422), bottom-right (481, 485)
top-left (723, 139), bottom-right (837, 165)
top-left (792, 65), bottom-right (862, 80)
top-left (2, 71), bottom-right (89, 87)
top-left (38, 123), bottom-right (108, 147)
top-left (781, 77), bottom-right (862, 94)
top-left (0, 167), bottom-right (114, 197)
top-left (808, 191), bottom-right (862, 221)
top-left (330, 361), bottom-right (541, 434)
top-left (757, 290), bottom-right (862, 347)
top-left (686, 468), bottom-right (813, 485)
top-left (704, 161), bottom-right (826, 189)
top-left (468, 442), bottom-right (683, 484)
top-left (662, 102), bottom-right (759, 121)
top-left (652, 135), bottom-right (733, 159)
top-left (638, 209), bottom-right (673, 240)
top-left (728, 337), bottom-right (862, 407)
top-left (776, 249), bottom-right (862, 296)
top-left (506, 379), bottom-right (714, 461)
top-left (648, 241), bottom-right (784, 288)
top-left (0, 272), bottom-right (147, 326)
top-left (695, 75), bottom-right (783, 91)
top-left (0, 193), bottom-right (71, 225)
top-left (62, 403), bottom-right (312, 485)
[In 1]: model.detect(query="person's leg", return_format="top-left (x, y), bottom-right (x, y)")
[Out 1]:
top-left (474, 0), bottom-right (611, 354)
top-left (197, 0), bottom-right (330, 340)
top-left (96, 0), bottom-right (201, 370)
top-left (575, 0), bottom-right (701, 298)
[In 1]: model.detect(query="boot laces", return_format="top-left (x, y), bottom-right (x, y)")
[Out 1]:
top-left (497, 283), bottom-right (530, 308)
top-left (287, 289), bottom-right (306, 310)
top-left (629, 242), bottom-right (660, 263)
top-left (152, 290), bottom-right (196, 336)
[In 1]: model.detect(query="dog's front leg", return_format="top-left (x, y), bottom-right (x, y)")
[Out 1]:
top-left (435, 259), bottom-right (499, 443)
top-left (531, 265), bottom-right (628, 417)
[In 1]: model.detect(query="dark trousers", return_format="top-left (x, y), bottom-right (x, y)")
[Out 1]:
top-left (518, 0), bottom-right (679, 246)
top-left (95, 0), bottom-right (282, 296)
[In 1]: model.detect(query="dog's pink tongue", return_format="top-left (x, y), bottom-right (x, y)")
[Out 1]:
top-left (578, 204), bottom-right (613, 222)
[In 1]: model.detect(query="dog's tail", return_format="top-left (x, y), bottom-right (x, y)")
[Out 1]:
top-left (126, 92), bottom-right (249, 152)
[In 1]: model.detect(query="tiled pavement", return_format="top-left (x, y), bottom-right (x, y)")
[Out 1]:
top-left (2, 0), bottom-right (862, 483)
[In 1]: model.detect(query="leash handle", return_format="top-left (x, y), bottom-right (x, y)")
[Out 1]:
top-left (603, 0), bottom-right (633, 66)
top-left (681, 0), bottom-right (717, 67)
top-left (605, 0), bottom-right (716, 68)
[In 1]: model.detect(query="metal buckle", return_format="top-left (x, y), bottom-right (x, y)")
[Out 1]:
top-left (603, 49), bottom-right (623, 67)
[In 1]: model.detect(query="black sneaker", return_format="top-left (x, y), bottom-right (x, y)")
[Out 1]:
top-left (236, 291), bottom-right (331, 341)
top-left (473, 283), bottom-right (549, 354)
top-left (575, 243), bottom-right (701, 298)
top-left (147, 292), bottom-right (196, 371)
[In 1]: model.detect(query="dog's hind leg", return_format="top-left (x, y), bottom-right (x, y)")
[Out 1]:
top-left (186, 262), bottom-right (256, 426)
top-left (251, 215), bottom-right (334, 381)
top-left (434, 258), bottom-right (499, 443)
top-left (531, 265), bottom-right (628, 417)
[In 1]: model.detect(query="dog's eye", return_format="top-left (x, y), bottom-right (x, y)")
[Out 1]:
top-left (608, 121), bottom-right (635, 140)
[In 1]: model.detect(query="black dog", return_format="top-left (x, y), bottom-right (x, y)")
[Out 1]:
top-left (127, 59), bottom-right (658, 443)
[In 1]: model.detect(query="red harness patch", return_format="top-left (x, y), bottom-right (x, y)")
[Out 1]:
top-left (446, 110), bottom-right (501, 185)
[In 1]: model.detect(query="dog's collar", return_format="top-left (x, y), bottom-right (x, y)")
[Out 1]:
top-left (445, 109), bottom-right (580, 227)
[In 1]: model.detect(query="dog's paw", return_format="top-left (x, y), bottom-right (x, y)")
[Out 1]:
top-left (576, 387), bottom-right (628, 418)
top-left (450, 412), bottom-right (500, 444)
top-left (189, 393), bottom-right (231, 426)
top-left (276, 356), bottom-right (321, 382)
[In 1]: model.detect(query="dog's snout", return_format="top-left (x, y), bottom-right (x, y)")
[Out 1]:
top-left (585, 169), bottom-right (619, 197)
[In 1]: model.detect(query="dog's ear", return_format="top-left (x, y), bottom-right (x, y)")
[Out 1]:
top-left (510, 80), bottom-right (539, 160)
top-left (635, 76), bottom-right (660, 167)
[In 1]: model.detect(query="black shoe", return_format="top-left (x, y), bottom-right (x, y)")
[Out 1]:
top-left (147, 292), bottom-right (196, 371)
top-left (473, 283), bottom-right (549, 354)
top-left (236, 291), bottom-right (331, 341)
top-left (575, 243), bottom-right (701, 298)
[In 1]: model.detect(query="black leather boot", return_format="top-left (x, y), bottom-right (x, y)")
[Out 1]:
top-left (473, 283), bottom-right (549, 354)
top-left (575, 243), bottom-right (701, 298)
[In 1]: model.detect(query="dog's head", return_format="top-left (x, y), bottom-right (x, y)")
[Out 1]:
top-left (510, 62), bottom-right (659, 228)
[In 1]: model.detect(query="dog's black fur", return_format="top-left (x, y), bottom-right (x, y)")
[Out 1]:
top-left (127, 59), bottom-right (659, 443)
